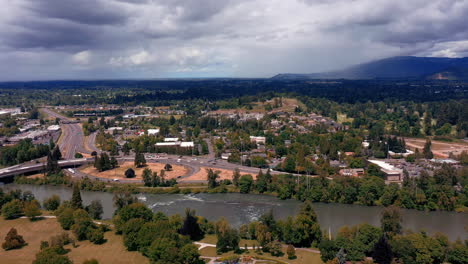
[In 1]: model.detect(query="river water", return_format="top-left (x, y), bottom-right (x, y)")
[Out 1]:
top-left (2, 184), bottom-right (467, 241)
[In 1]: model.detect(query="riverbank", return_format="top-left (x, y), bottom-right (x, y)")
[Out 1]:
top-left (12, 175), bottom-right (468, 214)
top-left (2, 184), bottom-right (467, 241)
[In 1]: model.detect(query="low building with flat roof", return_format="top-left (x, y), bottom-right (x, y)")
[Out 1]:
top-left (368, 160), bottom-right (402, 182)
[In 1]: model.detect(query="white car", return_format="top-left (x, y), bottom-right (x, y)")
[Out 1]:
top-left (112, 178), bottom-right (120, 182)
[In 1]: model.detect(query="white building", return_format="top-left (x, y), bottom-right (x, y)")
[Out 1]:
top-left (47, 125), bottom-right (61, 132)
top-left (147, 128), bottom-right (160, 135)
top-left (164, 137), bottom-right (179, 142)
top-left (368, 160), bottom-right (402, 182)
top-left (250, 136), bottom-right (266, 145)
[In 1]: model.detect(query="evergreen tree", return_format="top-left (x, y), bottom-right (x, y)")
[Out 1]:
top-left (423, 139), bottom-right (433, 159)
top-left (180, 208), bottom-right (204, 241)
top-left (71, 184), bottom-right (83, 209)
top-left (232, 168), bottom-right (241, 187)
top-left (372, 236), bottom-right (393, 264)
top-left (142, 168), bottom-right (152, 187)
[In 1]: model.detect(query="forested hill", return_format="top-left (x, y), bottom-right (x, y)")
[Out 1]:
top-left (272, 56), bottom-right (468, 80)
top-left (0, 79), bottom-right (466, 105)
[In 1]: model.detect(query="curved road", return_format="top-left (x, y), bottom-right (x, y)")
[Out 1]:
top-left (41, 108), bottom-right (98, 159)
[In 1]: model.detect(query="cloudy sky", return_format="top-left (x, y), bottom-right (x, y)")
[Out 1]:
top-left (1, 0), bottom-right (468, 80)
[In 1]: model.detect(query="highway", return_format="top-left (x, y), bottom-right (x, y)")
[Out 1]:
top-left (0, 158), bottom-right (92, 179)
top-left (41, 108), bottom-right (94, 159)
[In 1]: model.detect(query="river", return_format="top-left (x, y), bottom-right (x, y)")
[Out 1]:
top-left (2, 184), bottom-right (467, 241)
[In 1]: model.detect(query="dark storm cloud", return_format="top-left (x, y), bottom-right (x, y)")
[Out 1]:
top-left (0, 0), bottom-right (467, 80)
top-left (5, 19), bottom-right (99, 49)
top-left (25, 0), bottom-right (127, 25)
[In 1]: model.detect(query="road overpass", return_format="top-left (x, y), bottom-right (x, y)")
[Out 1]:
top-left (0, 158), bottom-right (93, 180)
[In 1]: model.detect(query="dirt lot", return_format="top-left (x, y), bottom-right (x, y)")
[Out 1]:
top-left (179, 167), bottom-right (255, 182)
top-left (0, 218), bottom-right (148, 264)
top-left (80, 161), bottom-right (188, 181)
top-left (404, 137), bottom-right (468, 158)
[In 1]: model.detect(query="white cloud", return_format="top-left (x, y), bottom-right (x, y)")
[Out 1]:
top-left (72, 50), bottom-right (92, 65)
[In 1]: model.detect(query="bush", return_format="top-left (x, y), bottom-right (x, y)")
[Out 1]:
top-left (125, 168), bottom-right (135, 178)
top-left (1, 199), bottom-right (23, 219)
top-left (43, 195), bottom-right (61, 211)
top-left (24, 200), bottom-right (42, 220)
top-left (86, 200), bottom-right (103, 220)
top-left (287, 244), bottom-right (296, 259)
top-left (87, 227), bottom-right (105, 244)
top-left (33, 247), bottom-right (73, 264)
top-left (57, 208), bottom-right (75, 230)
top-left (2, 228), bottom-right (27, 250)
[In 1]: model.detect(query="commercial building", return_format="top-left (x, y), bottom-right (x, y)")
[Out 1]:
top-left (368, 160), bottom-right (402, 182)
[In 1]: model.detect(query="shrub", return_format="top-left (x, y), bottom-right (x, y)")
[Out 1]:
top-left (87, 227), bottom-right (105, 244)
top-left (2, 199), bottom-right (23, 219)
top-left (286, 244), bottom-right (296, 259)
top-left (43, 195), bottom-right (61, 211)
top-left (33, 247), bottom-right (73, 264)
top-left (57, 208), bottom-right (75, 230)
top-left (2, 228), bottom-right (27, 250)
top-left (24, 200), bottom-right (42, 221)
top-left (125, 168), bottom-right (135, 178)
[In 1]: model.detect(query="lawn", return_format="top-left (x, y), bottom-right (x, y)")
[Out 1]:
top-left (0, 217), bottom-right (149, 264)
top-left (198, 235), bottom-right (323, 264)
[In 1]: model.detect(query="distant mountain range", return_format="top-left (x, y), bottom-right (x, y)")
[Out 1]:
top-left (272, 56), bottom-right (468, 80)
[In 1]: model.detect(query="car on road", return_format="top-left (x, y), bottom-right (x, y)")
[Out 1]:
top-left (112, 178), bottom-right (120, 182)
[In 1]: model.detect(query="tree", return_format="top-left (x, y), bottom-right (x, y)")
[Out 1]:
top-left (134, 152), bottom-right (146, 168)
top-left (125, 168), bottom-right (135, 178)
top-left (239, 174), bottom-right (254, 193)
top-left (290, 201), bottom-right (322, 247)
top-left (318, 239), bottom-right (339, 262)
top-left (46, 151), bottom-right (59, 175)
top-left (287, 244), bottom-right (296, 259)
top-left (1, 199), bottom-right (23, 219)
top-left (2, 228), bottom-right (26, 250)
top-left (381, 206), bottom-right (402, 237)
top-left (180, 208), bottom-right (204, 241)
top-left (336, 248), bottom-right (347, 264)
top-left (43, 195), bottom-right (61, 211)
top-left (142, 168), bottom-right (152, 187)
top-left (372, 236), bottom-right (393, 264)
top-left (57, 208), bottom-right (75, 230)
top-left (423, 139), bottom-right (433, 159)
top-left (216, 218), bottom-right (240, 253)
top-left (164, 163), bottom-right (172, 171)
top-left (268, 240), bottom-right (284, 256)
top-left (232, 168), bottom-right (241, 187)
top-left (447, 240), bottom-right (468, 264)
top-left (24, 200), bottom-right (42, 221)
top-left (86, 200), bottom-right (103, 220)
top-left (72, 209), bottom-right (93, 241)
top-left (207, 169), bottom-right (220, 189)
top-left (179, 244), bottom-right (201, 264)
top-left (71, 184), bottom-right (83, 209)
